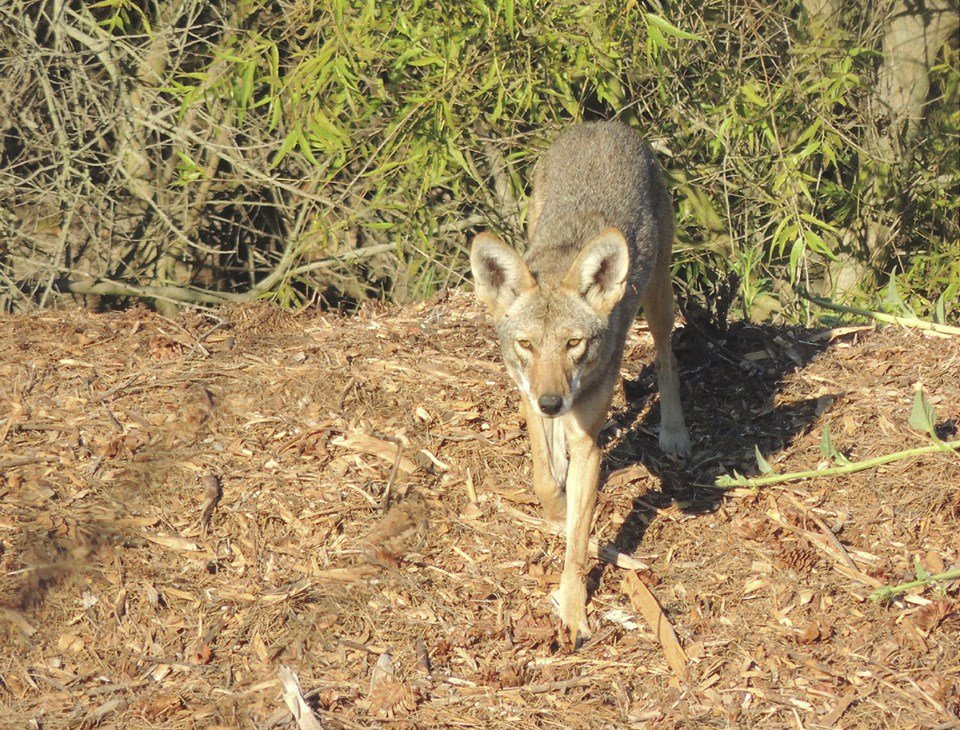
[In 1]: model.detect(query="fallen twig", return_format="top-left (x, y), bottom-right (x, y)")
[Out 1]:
top-left (783, 494), bottom-right (857, 570)
top-left (716, 440), bottom-right (960, 489)
top-left (0, 454), bottom-right (58, 470)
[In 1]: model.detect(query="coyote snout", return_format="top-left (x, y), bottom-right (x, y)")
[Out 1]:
top-left (537, 394), bottom-right (564, 416)
top-left (470, 121), bottom-right (692, 644)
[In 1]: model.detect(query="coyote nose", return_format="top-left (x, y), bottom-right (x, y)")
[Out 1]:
top-left (538, 394), bottom-right (564, 416)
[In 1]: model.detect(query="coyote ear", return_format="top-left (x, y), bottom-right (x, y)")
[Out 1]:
top-left (563, 227), bottom-right (630, 315)
top-left (470, 232), bottom-right (534, 318)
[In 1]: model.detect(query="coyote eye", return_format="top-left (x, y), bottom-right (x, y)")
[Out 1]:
top-left (567, 338), bottom-right (583, 349)
top-left (517, 339), bottom-right (532, 350)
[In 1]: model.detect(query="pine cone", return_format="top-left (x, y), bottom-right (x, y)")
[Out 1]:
top-left (778, 545), bottom-right (819, 572)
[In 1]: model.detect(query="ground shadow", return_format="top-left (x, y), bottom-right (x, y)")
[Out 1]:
top-left (593, 310), bottom-right (843, 581)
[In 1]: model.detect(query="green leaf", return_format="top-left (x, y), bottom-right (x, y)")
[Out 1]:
top-left (819, 423), bottom-right (836, 459)
top-left (819, 424), bottom-right (849, 465)
top-left (788, 236), bottom-right (805, 281)
top-left (645, 13), bottom-right (702, 41)
top-left (504, 0), bottom-right (514, 35)
top-left (908, 389), bottom-right (938, 439)
top-left (883, 275), bottom-right (913, 317)
top-left (645, 24), bottom-right (666, 57)
top-left (740, 82), bottom-right (767, 108)
top-left (755, 446), bottom-right (773, 475)
top-left (934, 292), bottom-right (947, 324)
top-left (803, 229), bottom-right (838, 261)
top-left (270, 125), bottom-right (302, 168)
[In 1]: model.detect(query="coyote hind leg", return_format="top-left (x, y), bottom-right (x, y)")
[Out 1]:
top-left (642, 258), bottom-right (691, 459)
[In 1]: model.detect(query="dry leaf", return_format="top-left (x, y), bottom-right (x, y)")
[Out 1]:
top-left (277, 665), bottom-right (323, 730)
top-left (367, 679), bottom-right (417, 719)
top-left (605, 464), bottom-right (651, 489)
top-left (200, 472), bottom-right (222, 529)
top-left (190, 644), bottom-right (214, 665)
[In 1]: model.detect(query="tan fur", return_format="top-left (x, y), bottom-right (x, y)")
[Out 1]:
top-left (470, 121), bottom-right (691, 643)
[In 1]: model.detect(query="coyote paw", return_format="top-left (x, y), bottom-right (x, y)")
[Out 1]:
top-left (550, 580), bottom-right (590, 647)
top-left (659, 426), bottom-right (692, 460)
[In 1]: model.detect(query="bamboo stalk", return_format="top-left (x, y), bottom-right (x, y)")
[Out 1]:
top-left (716, 440), bottom-right (960, 489)
top-left (800, 290), bottom-right (960, 336)
top-left (870, 567), bottom-right (960, 601)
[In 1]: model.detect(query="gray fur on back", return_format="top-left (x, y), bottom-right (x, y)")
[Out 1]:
top-left (525, 121), bottom-right (665, 298)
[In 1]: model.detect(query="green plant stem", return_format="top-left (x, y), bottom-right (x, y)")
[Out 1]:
top-left (800, 290), bottom-right (960, 336)
top-left (869, 567), bottom-right (960, 601)
top-left (716, 440), bottom-right (960, 489)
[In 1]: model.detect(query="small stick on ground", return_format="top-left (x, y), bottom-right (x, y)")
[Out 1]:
top-left (379, 435), bottom-right (403, 512)
top-left (0, 455), bottom-right (58, 470)
top-left (784, 494), bottom-right (857, 570)
top-left (621, 571), bottom-right (688, 681)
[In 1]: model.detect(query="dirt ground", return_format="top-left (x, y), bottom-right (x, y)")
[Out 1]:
top-left (1, 291), bottom-right (958, 729)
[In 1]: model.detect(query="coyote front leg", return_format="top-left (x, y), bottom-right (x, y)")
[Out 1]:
top-left (552, 428), bottom-right (600, 642)
top-left (520, 398), bottom-right (566, 522)
top-left (551, 380), bottom-right (614, 642)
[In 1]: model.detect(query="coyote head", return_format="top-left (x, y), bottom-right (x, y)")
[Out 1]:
top-left (470, 228), bottom-right (629, 418)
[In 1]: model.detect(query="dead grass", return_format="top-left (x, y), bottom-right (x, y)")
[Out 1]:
top-left (0, 292), bottom-right (958, 728)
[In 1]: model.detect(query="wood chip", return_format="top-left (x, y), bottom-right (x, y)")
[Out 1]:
top-left (277, 665), bottom-right (323, 730)
top-left (821, 690), bottom-right (857, 725)
top-left (330, 431), bottom-right (417, 474)
top-left (621, 571), bottom-right (688, 681)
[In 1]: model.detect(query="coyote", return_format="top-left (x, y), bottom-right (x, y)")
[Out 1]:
top-left (470, 121), bottom-right (691, 642)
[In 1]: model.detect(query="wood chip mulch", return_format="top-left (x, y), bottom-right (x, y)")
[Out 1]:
top-left (1, 291), bottom-right (958, 728)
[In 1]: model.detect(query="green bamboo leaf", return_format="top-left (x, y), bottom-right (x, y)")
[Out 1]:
top-left (270, 124), bottom-right (302, 168)
top-left (884, 275), bottom-right (913, 317)
top-left (645, 13), bottom-right (702, 41)
top-left (803, 230), bottom-right (838, 261)
top-left (755, 446), bottom-right (773, 475)
top-left (933, 292), bottom-right (947, 324)
top-left (819, 424), bottom-right (850, 465)
top-left (646, 24), bottom-right (666, 55)
top-left (819, 423), bottom-right (836, 459)
top-left (741, 82), bottom-right (767, 108)
top-left (789, 237), bottom-right (805, 281)
top-left (799, 212), bottom-right (841, 234)
top-left (908, 389), bottom-right (938, 439)
top-left (771, 218), bottom-right (796, 257)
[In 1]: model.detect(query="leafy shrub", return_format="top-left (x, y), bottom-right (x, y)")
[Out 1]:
top-left (1, 0), bottom-right (956, 319)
